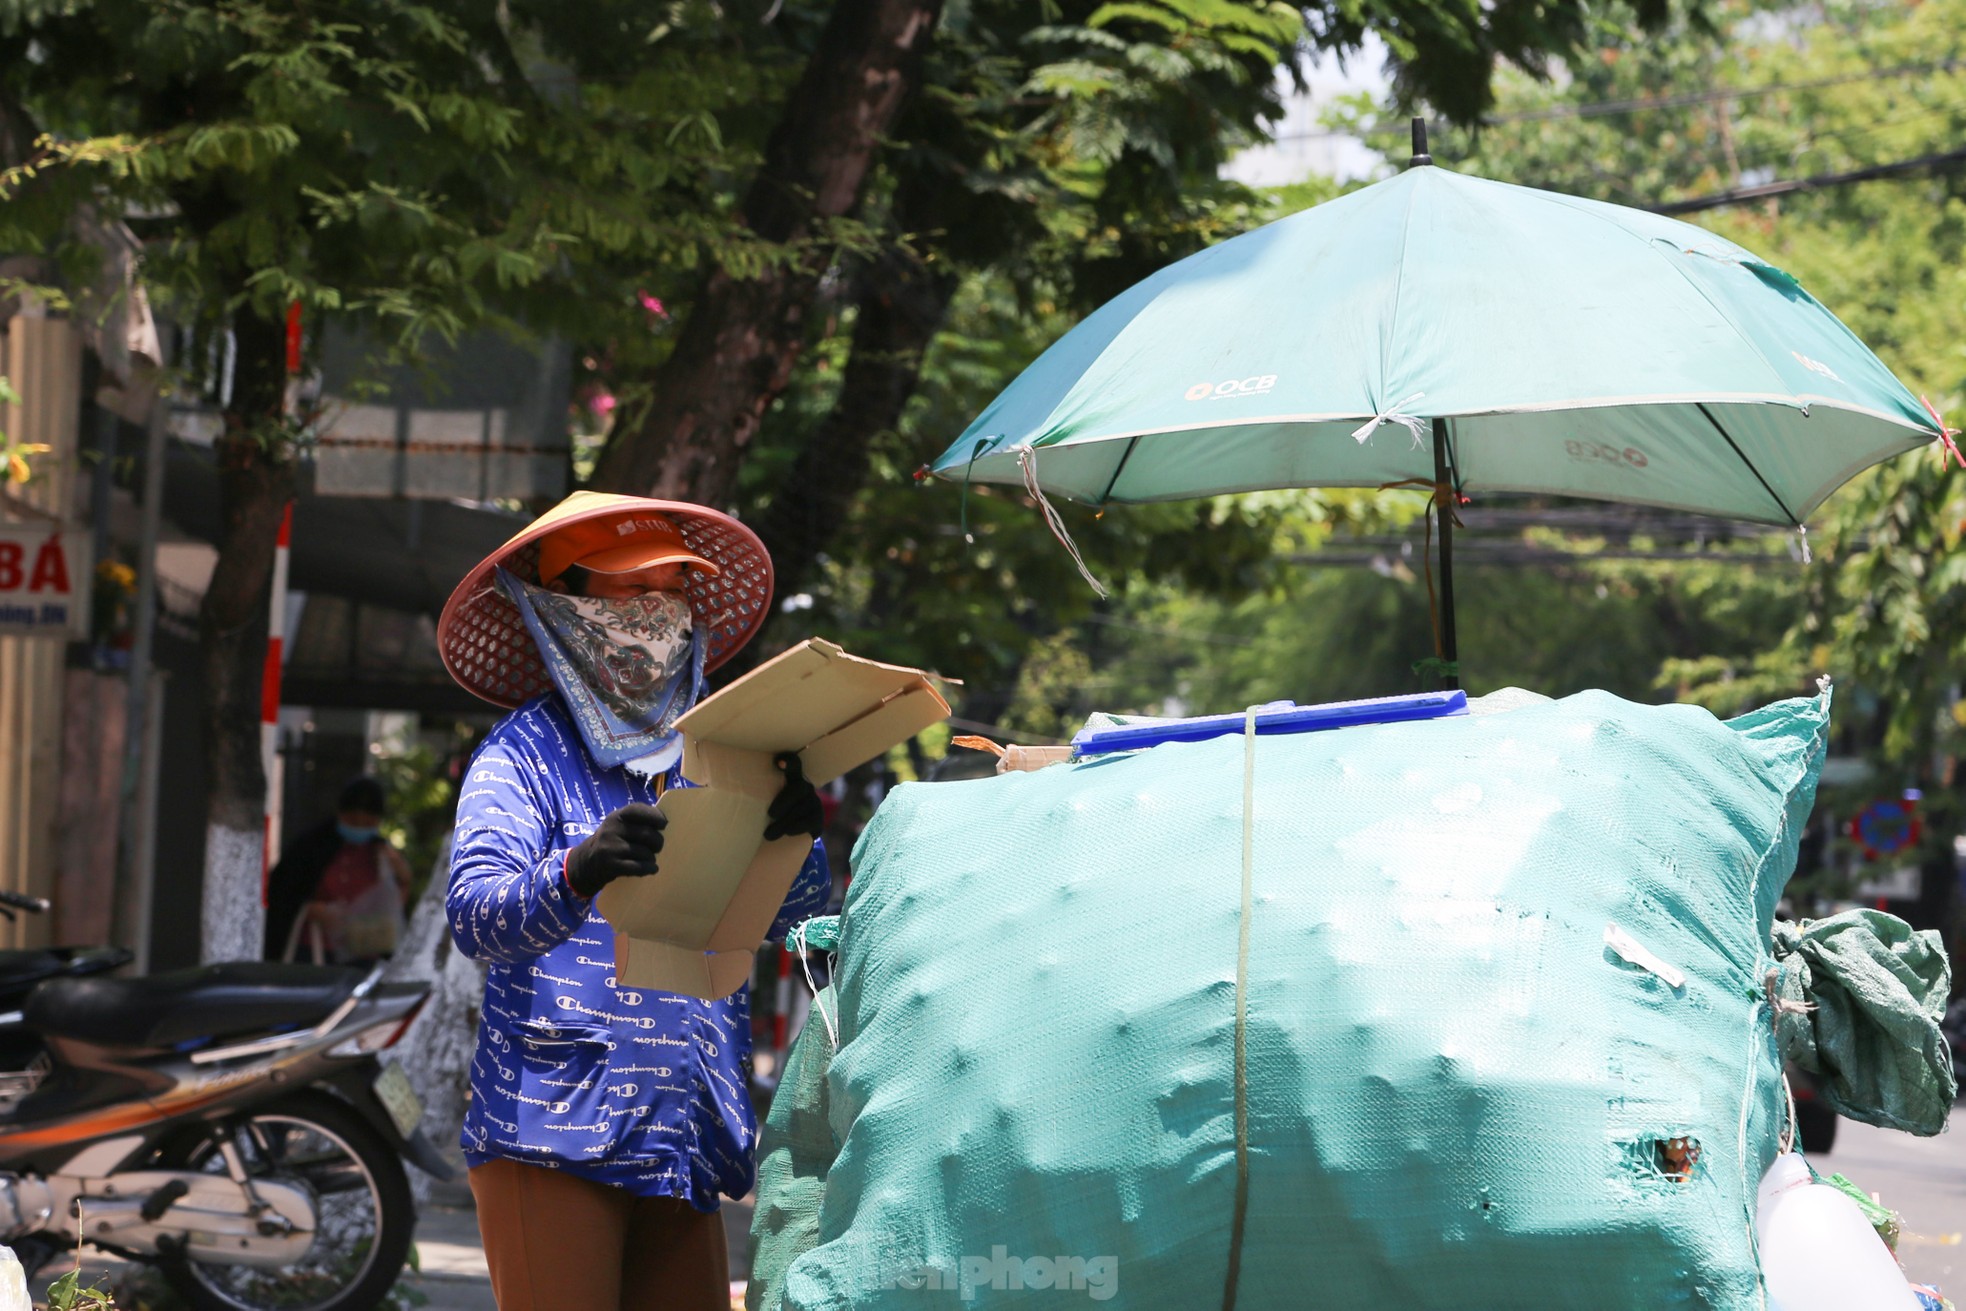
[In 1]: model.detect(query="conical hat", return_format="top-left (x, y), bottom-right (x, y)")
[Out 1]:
top-left (437, 491), bottom-right (773, 708)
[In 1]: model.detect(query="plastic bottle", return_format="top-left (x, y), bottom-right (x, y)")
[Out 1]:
top-left (0, 1244), bottom-right (26, 1311)
top-left (1755, 1153), bottom-right (1920, 1311)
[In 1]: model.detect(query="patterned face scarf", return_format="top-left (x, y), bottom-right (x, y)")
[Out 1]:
top-left (497, 567), bottom-right (706, 776)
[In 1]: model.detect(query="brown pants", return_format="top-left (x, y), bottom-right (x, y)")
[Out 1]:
top-left (469, 1158), bottom-right (729, 1311)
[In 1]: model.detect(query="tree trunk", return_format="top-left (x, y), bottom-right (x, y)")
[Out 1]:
top-left (723, 241), bottom-right (956, 678)
top-left (385, 834), bottom-right (484, 1206)
top-left (588, 0), bottom-right (944, 506)
top-left (199, 309), bottom-right (294, 964)
top-left (761, 243), bottom-right (955, 600)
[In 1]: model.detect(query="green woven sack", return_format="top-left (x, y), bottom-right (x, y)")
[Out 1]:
top-left (775, 689), bottom-right (1831, 1309)
top-left (750, 981), bottom-right (840, 1311)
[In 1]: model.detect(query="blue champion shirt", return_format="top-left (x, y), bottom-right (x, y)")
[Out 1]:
top-left (447, 692), bottom-right (830, 1208)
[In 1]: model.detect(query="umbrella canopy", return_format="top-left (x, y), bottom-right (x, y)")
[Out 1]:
top-left (930, 162), bottom-right (1943, 527)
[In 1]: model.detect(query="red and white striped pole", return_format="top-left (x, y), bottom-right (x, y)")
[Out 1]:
top-left (261, 502), bottom-right (291, 905)
top-left (263, 299), bottom-right (301, 905)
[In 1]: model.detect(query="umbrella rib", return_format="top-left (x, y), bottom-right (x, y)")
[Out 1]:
top-left (1696, 403), bottom-right (1799, 527)
top-left (1376, 176), bottom-right (1427, 414)
top-left (1096, 434), bottom-right (1143, 507)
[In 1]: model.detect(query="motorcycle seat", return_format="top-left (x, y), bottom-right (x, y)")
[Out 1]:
top-left (24, 962), bottom-right (366, 1049)
top-left (0, 951), bottom-right (76, 1000)
top-left (0, 947), bottom-right (136, 1009)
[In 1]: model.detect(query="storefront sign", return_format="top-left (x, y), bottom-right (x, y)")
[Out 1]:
top-left (0, 523), bottom-right (91, 639)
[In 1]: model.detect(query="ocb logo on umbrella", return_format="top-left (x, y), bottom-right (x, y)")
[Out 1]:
top-left (1186, 375), bottom-right (1278, 401)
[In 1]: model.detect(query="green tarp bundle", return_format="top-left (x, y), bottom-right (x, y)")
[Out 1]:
top-left (751, 979), bottom-right (839, 1310)
top-left (753, 689), bottom-right (1842, 1309)
top-left (1770, 908), bottom-right (1956, 1135)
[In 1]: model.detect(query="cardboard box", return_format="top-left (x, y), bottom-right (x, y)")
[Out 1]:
top-left (598, 638), bottom-right (951, 998)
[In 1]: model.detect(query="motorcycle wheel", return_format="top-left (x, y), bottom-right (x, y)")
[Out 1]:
top-left (155, 1090), bottom-right (415, 1311)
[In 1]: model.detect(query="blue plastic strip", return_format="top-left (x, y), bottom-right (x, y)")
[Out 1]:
top-left (1070, 691), bottom-right (1468, 757)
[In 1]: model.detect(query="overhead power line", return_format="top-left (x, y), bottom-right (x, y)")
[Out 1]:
top-left (1647, 143), bottom-right (1966, 214)
top-left (1486, 57), bottom-right (1961, 126)
top-left (1267, 57), bottom-right (1963, 144)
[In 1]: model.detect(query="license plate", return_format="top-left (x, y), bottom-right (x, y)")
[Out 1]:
top-left (373, 1062), bottom-right (423, 1138)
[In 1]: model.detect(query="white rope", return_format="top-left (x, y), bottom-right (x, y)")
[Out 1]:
top-left (1350, 391), bottom-right (1429, 447)
top-left (786, 920), bottom-right (838, 1049)
top-left (803, 950), bottom-right (837, 1050)
top-left (1796, 524), bottom-right (1811, 564)
top-left (1018, 445), bottom-right (1110, 598)
top-left (1780, 1072), bottom-right (1798, 1156)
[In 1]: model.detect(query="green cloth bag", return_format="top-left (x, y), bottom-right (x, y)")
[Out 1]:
top-left (773, 690), bottom-right (1834, 1309)
top-left (1770, 908), bottom-right (1956, 1135)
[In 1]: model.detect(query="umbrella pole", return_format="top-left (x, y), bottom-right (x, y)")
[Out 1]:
top-left (1432, 417), bottom-right (1460, 690)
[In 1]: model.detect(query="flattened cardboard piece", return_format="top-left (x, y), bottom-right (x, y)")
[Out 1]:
top-left (611, 930), bottom-right (756, 1000)
top-left (602, 638), bottom-right (950, 999)
top-left (802, 684), bottom-right (950, 785)
top-left (672, 638), bottom-right (951, 784)
top-left (704, 836), bottom-right (812, 951)
top-left (595, 784), bottom-right (808, 949)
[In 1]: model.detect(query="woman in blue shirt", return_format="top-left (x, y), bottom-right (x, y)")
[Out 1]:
top-left (437, 491), bottom-right (829, 1311)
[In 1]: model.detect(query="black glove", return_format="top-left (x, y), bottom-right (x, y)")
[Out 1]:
top-left (763, 751), bottom-right (825, 842)
top-left (564, 803), bottom-right (666, 899)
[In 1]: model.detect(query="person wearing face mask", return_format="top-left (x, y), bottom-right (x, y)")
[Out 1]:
top-left (435, 492), bottom-right (829, 1311)
top-left (264, 776), bottom-right (415, 964)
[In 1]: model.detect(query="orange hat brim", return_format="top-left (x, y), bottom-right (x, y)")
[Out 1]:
top-left (576, 540), bottom-right (721, 577)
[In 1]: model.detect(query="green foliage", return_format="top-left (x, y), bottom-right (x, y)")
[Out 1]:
top-left (1, 0), bottom-right (820, 403)
top-left (1300, 0), bottom-right (1702, 125)
top-left (4, 0), bottom-right (1688, 451)
top-left (1045, 536), bottom-right (1802, 728)
top-left (370, 726), bottom-right (474, 893)
top-left (781, 0), bottom-right (1965, 777)
top-left (0, 374), bottom-right (51, 484)
top-left (3, 4), bottom-right (524, 424)
top-left (1817, 455), bottom-right (1966, 767)
top-left (44, 1216), bottom-right (118, 1310)
top-left (1002, 630), bottom-right (1099, 739)
top-left (46, 1265), bottom-right (118, 1311)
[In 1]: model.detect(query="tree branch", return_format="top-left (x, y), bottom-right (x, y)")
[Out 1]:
top-left (725, 238), bottom-right (956, 674)
top-left (588, 0), bottom-right (944, 505)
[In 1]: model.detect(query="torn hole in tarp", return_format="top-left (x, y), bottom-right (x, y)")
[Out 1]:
top-left (1621, 1135), bottom-right (1705, 1184)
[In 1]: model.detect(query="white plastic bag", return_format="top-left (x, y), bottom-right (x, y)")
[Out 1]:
top-left (1756, 1153), bottom-right (1920, 1311)
top-left (0, 1244), bottom-right (31, 1311)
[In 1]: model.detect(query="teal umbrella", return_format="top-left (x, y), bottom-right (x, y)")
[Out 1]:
top-left (931, 132), bottom-right (1956, 681)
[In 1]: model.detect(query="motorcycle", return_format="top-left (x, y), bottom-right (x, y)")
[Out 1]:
top-left (0, 888), bottom-right (449, 1311)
